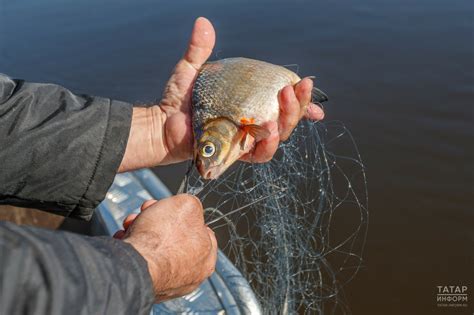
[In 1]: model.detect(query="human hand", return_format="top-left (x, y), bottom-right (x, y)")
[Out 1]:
top-left (118, 17), bottom-right (324, 171)
top-left (118, 195), bottom-right (217, 302)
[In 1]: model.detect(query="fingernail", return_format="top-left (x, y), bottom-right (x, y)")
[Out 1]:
top-left (113, 230), bottom-right (125, 239)
top-left (206, 226), bottom-right (215, 234)
top-left (308, 106), bottom-right (324, 120)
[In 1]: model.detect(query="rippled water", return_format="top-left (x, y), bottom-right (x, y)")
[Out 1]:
top-left (1, 0), bottom-right (472, 314)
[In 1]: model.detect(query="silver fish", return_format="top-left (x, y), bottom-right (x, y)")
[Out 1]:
top-left (192, 57), bottom-right (327, 179)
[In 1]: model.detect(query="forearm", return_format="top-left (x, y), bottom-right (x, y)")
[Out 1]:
top-left (118, 102), bottom-right (193, 172)
top-left (0, 221), bottom-right (154, 315)
top-left (0, 74), bottom-right (132, 220)
top-left (0, 74), bottom-right (190, 218)
top-left (118, 106), bottom-right (167, 172)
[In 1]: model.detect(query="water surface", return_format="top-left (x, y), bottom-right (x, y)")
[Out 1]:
top-left (1, 0), bottom-right (472, 314)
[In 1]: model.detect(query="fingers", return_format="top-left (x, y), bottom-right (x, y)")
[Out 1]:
top-left (120, 194), bottom-right (218, 303)
top-left (240, 78), bottom-right (325, 163)
top-left (278, 85), bottom-right (301, 141)
top-left (141, 199), bottom-right (158, 211)
top-left (296, 77), bottom-right (324, 120)
top-left (239, 121), bottom-right (278, 163)
top-left (295, 78), bottom-right (325, 120)
top-left (305, 103), bottom-right (325, 120)
top-left (279, 78), bottom-right (325, 141)
top-left (184, 17), bottom-right (216, 70)
top-left (123, 213), bottom-right (139, 229)
top-left (116, 200), bottom-right (159, 235)
top-left (242, 121), bottom-right (279, 163)
top-left (294, 77), bottom-right (313, 118)
top-left (176, 194), bottom-right (204, 213)
top-left (171, 194), bottom-right (205, 226)
top-left (113, 230), bottom-right (126, 239)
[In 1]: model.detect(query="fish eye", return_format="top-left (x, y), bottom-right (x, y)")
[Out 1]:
top-left (201, 142), bottom-right (216, 158)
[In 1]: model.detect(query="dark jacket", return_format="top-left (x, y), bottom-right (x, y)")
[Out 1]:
top-left (0, 74), bottom-right (155, 314)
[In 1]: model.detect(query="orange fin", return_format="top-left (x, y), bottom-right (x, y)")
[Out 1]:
top-left (242, 124), bottom-right (271, 142)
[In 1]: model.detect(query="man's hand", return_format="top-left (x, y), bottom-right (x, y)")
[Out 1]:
top-left (119, 17), bottom-right (324, 171)
top-left (119, 195), bottom-right (217, 302)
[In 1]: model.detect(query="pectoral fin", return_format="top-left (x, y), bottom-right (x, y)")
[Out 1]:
top-left (239, 124), bottom-right (271, 151)
top-left (242, 124), bottom-right (271, 142)
top-left (240, 133), bottom-right (249, 150)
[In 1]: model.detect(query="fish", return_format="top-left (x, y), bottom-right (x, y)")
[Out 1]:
top-left (192, 57), bottom-right (328, 179)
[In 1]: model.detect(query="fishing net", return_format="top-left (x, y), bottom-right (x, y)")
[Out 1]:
top-left (179, 119), bottom-right (368, 314)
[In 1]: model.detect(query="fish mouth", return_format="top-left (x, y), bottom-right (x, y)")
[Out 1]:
top-left (196, 162), bottom-right (227, 180)
top-left (202, 166), bottom-right (226, 180)
top-left (203, 170), bottom-right (219, 180)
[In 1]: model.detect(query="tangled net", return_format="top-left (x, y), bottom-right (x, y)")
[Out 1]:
top-left (180, 120), bottom-right (368, 314)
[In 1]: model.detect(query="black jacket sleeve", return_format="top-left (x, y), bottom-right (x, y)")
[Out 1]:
top-left (0, 221), bottom-right (155, 315)
top-left (0, 73), bottom-right (132, 220)
top-left (0, 75), bottom-right (155, 314)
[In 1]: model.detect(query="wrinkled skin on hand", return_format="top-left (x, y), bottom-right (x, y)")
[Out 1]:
top-left (119, 195), bottom-right (217, 302)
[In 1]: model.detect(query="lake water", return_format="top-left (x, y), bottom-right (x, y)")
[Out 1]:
top-left (1, 0), bottom-right (472, 314)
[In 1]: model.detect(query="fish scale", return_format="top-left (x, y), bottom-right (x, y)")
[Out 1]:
top-left (192, 57), bottom-right (300, 136)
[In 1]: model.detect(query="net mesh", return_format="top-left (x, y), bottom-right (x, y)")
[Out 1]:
top-left (180, 120), bottom-right (368, 314)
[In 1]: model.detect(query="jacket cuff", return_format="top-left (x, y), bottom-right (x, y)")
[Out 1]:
top-left (71, 100), bottom-right (132, 220)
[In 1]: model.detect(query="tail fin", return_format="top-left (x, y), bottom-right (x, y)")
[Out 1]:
top-left (312, 87), bottom-right (329, 103)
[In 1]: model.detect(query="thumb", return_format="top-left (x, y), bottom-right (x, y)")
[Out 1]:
top-left (183, 17), bottom-right (216, 70)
